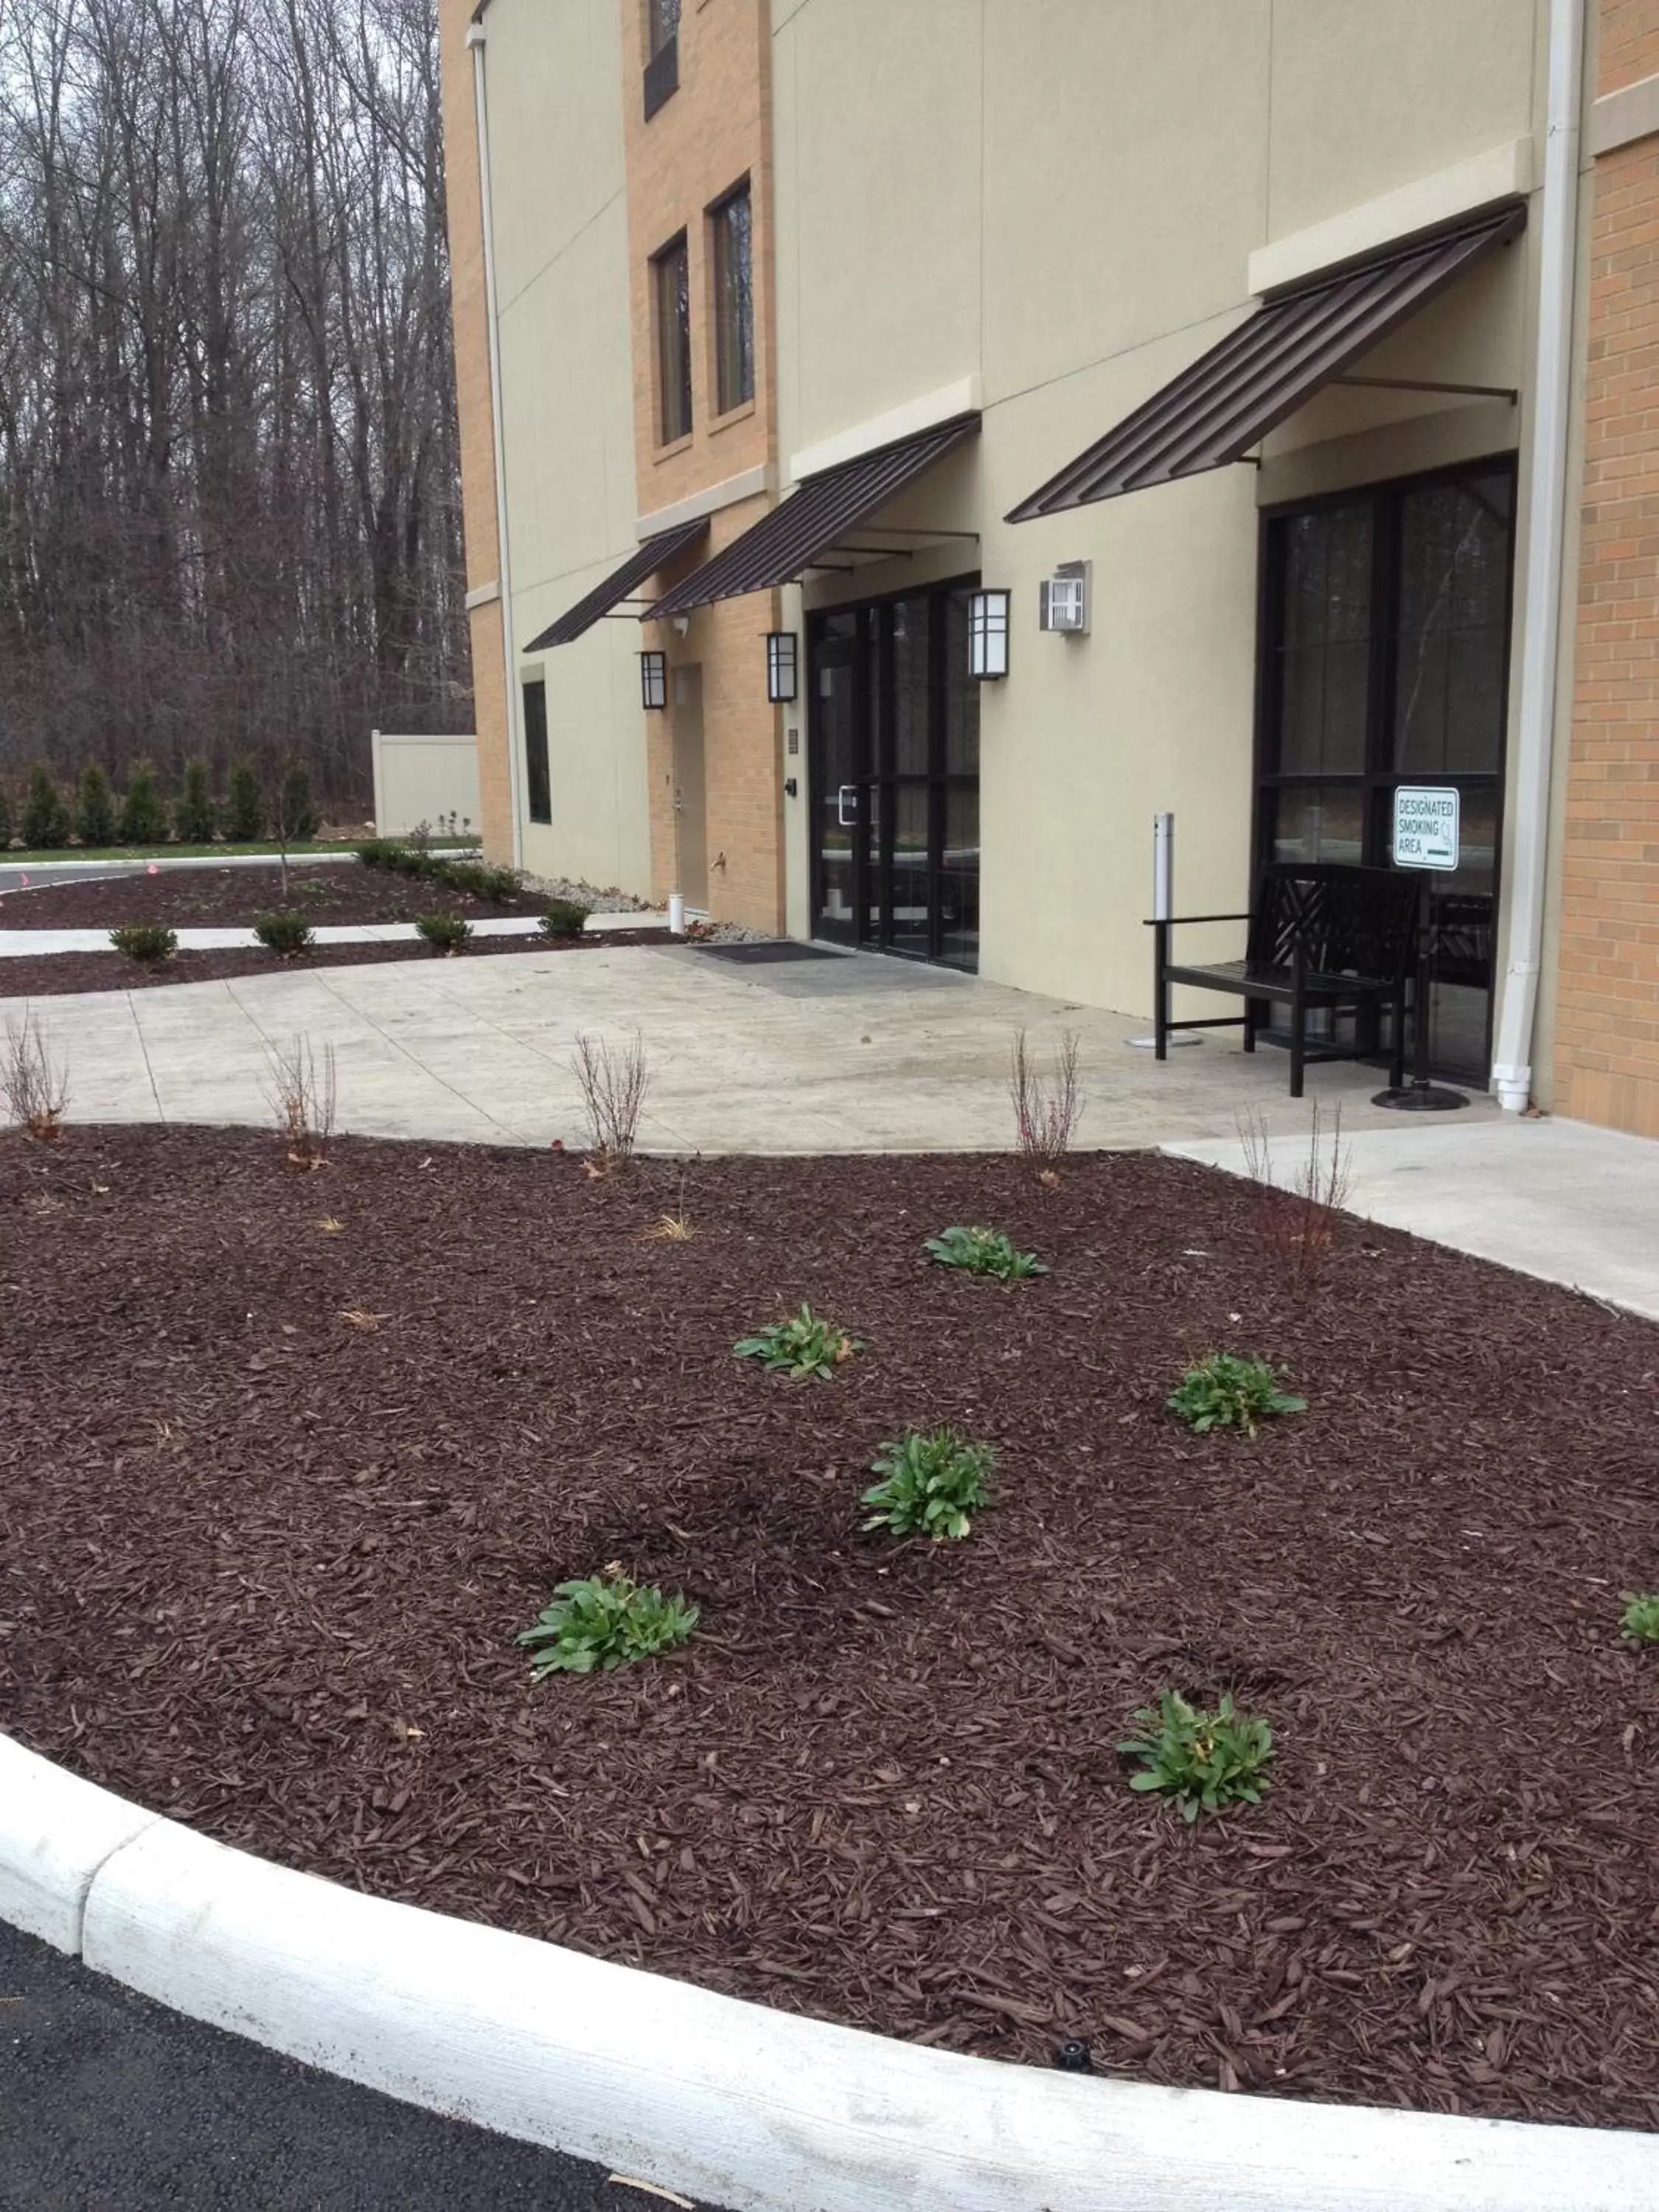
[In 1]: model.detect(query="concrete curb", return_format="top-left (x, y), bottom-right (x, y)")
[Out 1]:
top-left (2, 1733), bottom-right (1655, 2211)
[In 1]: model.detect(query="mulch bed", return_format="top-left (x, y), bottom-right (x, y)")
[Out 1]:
top-left (0, 931), bottom-right (664, 998)
top-left (0, 861), bottom-right (543, 931)
top-left (1, 1130), bottom-right (1655, 2132)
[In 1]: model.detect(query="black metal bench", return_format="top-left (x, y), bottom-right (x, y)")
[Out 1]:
top-left (1152, 862), bottom-right (1420, 1097)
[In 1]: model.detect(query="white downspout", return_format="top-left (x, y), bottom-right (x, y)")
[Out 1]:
top-left (467, 18), bottom-right (524, 872)
top-left (1491, 0), bottom-right (1584, 1111)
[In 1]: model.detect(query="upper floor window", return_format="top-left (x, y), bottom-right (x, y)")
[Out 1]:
top-left (644, 0), bottom-right (679, 117)
top-left (711, 181), bottom-right (754, 416)
top-left (653, 233), bottom-right (692, 444)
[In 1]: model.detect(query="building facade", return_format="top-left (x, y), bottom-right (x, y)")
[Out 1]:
top-left (445, 0), bottom-right (1659, 1129)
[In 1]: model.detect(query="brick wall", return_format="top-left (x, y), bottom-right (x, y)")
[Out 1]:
top-left (439, 0), bottom-right (514, 864)
top-left (1555, 5), bottom-right (1659, 1135)
top-left (622, 0), bottom-right (783, 929)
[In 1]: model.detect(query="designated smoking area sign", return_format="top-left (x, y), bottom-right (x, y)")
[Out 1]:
top-left (1392, 785), bottom-right (1461, 872)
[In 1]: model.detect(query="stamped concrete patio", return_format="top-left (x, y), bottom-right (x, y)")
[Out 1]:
top-left (6, 939), bottom-right (1657, 1318)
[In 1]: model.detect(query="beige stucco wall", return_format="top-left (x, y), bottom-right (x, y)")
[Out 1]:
top-left (771, 0), bottom-right (1550, 1043)
top-left (477, 0), bottom-right (654, 897)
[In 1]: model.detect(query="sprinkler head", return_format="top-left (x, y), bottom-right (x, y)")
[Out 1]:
top-left (1054, 2039), bottom-right (1093, 2074)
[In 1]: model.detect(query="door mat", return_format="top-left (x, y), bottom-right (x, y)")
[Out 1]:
top-left (698, 940), bottom-right (846, 964)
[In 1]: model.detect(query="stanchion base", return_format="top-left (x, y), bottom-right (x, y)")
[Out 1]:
top-left (1371, 1081), bottom-right (1470, 1112)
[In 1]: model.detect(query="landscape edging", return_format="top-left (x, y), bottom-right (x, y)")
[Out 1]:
top-left (2, 1730), bottom-right (1657, 2211)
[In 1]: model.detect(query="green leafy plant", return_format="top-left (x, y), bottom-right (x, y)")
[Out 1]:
top-left (540, 898), bottom-right (590, 940)
top-left (415, 911), bottom-right (471, 953)
top-left (175, 757), bottom-right (218, 843)
top-left (863, 1427), bottom-right (995, 1541)
top-left (74, 762), bottom-right (117, 847)
top-left (1166, 1354), bottom-right (1306, 1438)
top-left (118, 762), bottom-right (170, 845)
top-left (1118, 1690), bottom-right (1274, 1823)
top-left (21, 763), bottom-right (71, 849)
top-left (734, 1302), bottom-right (859, 1382)
top-left (254, 909), bottom-right (314, 957)
top-left (224, 757), bottom-right (265, 842)
top-left (109, 923), bottom-right (178, 964)
top-left (925, 1225), bottom-right (1048, 1282)
top-left (355, 838), bottom-right (394, 869)
top-left (279, 759), bottom-right (320, 841)
top-left (1620, 1593), bottom-right (1659, 1644)
top-left (517, 1565), bottom-right (698, 1678)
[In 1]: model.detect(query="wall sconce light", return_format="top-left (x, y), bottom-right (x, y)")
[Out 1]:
top-left (968, 588), bottom-right (1010, 680)
top-left (639, 650), bottom-right (667, 711)
top-left (765, 630), bottom-right (799, 703)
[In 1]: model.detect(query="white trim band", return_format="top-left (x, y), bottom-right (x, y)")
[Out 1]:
top-left (787, 377), bottom-right (983, 487)
top-left (3, 1732), bottom-right (1656, 2212)
top-left (1591, 70), bottom-right (1659, 156)
top-left (636, 465), bottom-right (773, 540)
top-left (465, 580), bottom-right (501, 610)
top-left (1248, 139), bottom-right (1536, 298)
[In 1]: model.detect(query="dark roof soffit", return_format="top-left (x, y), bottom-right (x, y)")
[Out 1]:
top-left (521, 516), bottom-right (709, 652)
top-left (1006, 203), bottom-right (1526, 521)
top-left (649, 412), bottom-right (981, 620)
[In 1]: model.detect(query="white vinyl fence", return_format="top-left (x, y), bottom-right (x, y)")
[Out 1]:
top-left (370, 731), bottom-right (480, 839)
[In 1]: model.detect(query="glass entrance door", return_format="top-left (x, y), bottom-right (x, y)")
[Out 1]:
top-left (808, 580), bottom-right (980, 970)
top-left (1257, 457), bottom-right (1514, 1082)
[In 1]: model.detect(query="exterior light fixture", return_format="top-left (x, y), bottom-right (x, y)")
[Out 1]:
top-left (765, 630), bottom-right (798, 703)
top-left (968, 588), bottom-right (1010, 680)
top-left (639, 650), bottom-right (667, 711)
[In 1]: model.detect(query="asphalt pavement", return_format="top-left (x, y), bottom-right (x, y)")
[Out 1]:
top-left (0, 1918), bottom-right (727, 2212)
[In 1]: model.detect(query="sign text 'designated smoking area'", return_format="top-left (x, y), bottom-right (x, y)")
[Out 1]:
top-left (1391, 786), bottom-right (1461, 872)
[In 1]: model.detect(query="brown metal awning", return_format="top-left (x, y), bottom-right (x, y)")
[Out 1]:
top-left (521, 516), bottom-right (709, 650)
top-left (650, 412), bottom-right (980, 620)
top-left (1007, 204), bottom-right (1525, 521)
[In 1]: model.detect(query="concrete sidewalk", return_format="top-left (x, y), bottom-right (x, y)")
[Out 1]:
top-left (4, 939), bottom-right (1655, 1320)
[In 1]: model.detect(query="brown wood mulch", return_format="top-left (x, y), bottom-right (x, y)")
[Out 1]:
top-left (0, 931), bottom-right (663, 998)
top-left (0, 1130), bottom-right (1655, 2133)
top-left (0, 861), bottom-right (542, 931)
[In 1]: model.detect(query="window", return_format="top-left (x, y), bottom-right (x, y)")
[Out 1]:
top-left (644, 0), bottom-right (679, 118)
top-left (523, 679), bottom-right (550, 824)
top-left (711, 182), bottom-right (754, 415)
top-left (1256, 457), bottom-right (1516, 1079)
top-left (653, 234), bottom-right (692, 445)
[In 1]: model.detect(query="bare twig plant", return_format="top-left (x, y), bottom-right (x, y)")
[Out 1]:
top-left (1236, 1101), bottom-right (1354, 1291)
top-left (1009, 1028), bottom-right (1083, 1170)
top-left (2, 1015), bottom-right (68, 1140)
top-left (572, 1030), bottom-right (649, 1171)
top-left (265, 1036), bottom-right (338, 1171)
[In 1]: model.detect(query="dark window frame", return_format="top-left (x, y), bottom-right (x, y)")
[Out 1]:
top-left (651, 232), bottom-right (692, 445)
top-left (643, 0), bottom-right (679, 118)
top-left (523, 678), bottom-right (551, 825)
top-left (1251, 449), bottom-right (1517, 1077)
top-left (709, 178), bottom-right (754, 417)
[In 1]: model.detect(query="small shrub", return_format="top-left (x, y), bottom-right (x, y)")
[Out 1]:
top-left (517, 1566), bottom-right (698, 1679)
top-left (74, 762), bottom-right (117, 847)
top-left (355, 838), bottom-right (395, 869)
top-left (224, 756), bottom-right (265, 842)
top-left (735, 1302), bottom-right (859, 1382)
top-left (435, 858), bottom-right (489, 897)
top-left (264, 1034), bottom-right (337, 1169)
top-left (1167, 1354), bottom-right (1305, 1438)
top-left (925, 1225), bottom-right (1048, 1282)
top-left (1621, 1593), bottom-right (1659, 1644)
top-left (863, 1427), bottom-right (995, 1541)
top-left (118, 762), bottom-right (170, 846)
top-left (175, 756), bottom-right (218, 843)
top-left (1237, 1102), bottom-right (1353, 1293)
top-left (415, 911), bottom-right (471, 953)
top-left (109, 923), bottom-right (178, 964)
top-left (1010, 1028), bottom-right (1083, 1169)
top-left (279, 759), bottom-right (320, 841)
top-left (540, 898), bottom-right (590, 940)
top-left (21, 763), bottom-right (72, 849)
top-left (2, 1014), bottom-right (68, 1139)
top-left (253, 909), bottom-right (314, 958)
top-left (1118, 1690), bottom-right (1274, 1823)
top-left (571, 1029), bottom-right (648, 1167)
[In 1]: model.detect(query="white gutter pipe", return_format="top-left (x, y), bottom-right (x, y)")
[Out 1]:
top-left (466, 18), bottom-right (525, 872)
top-left (1490, 0), bottom-right (1584, 1111)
